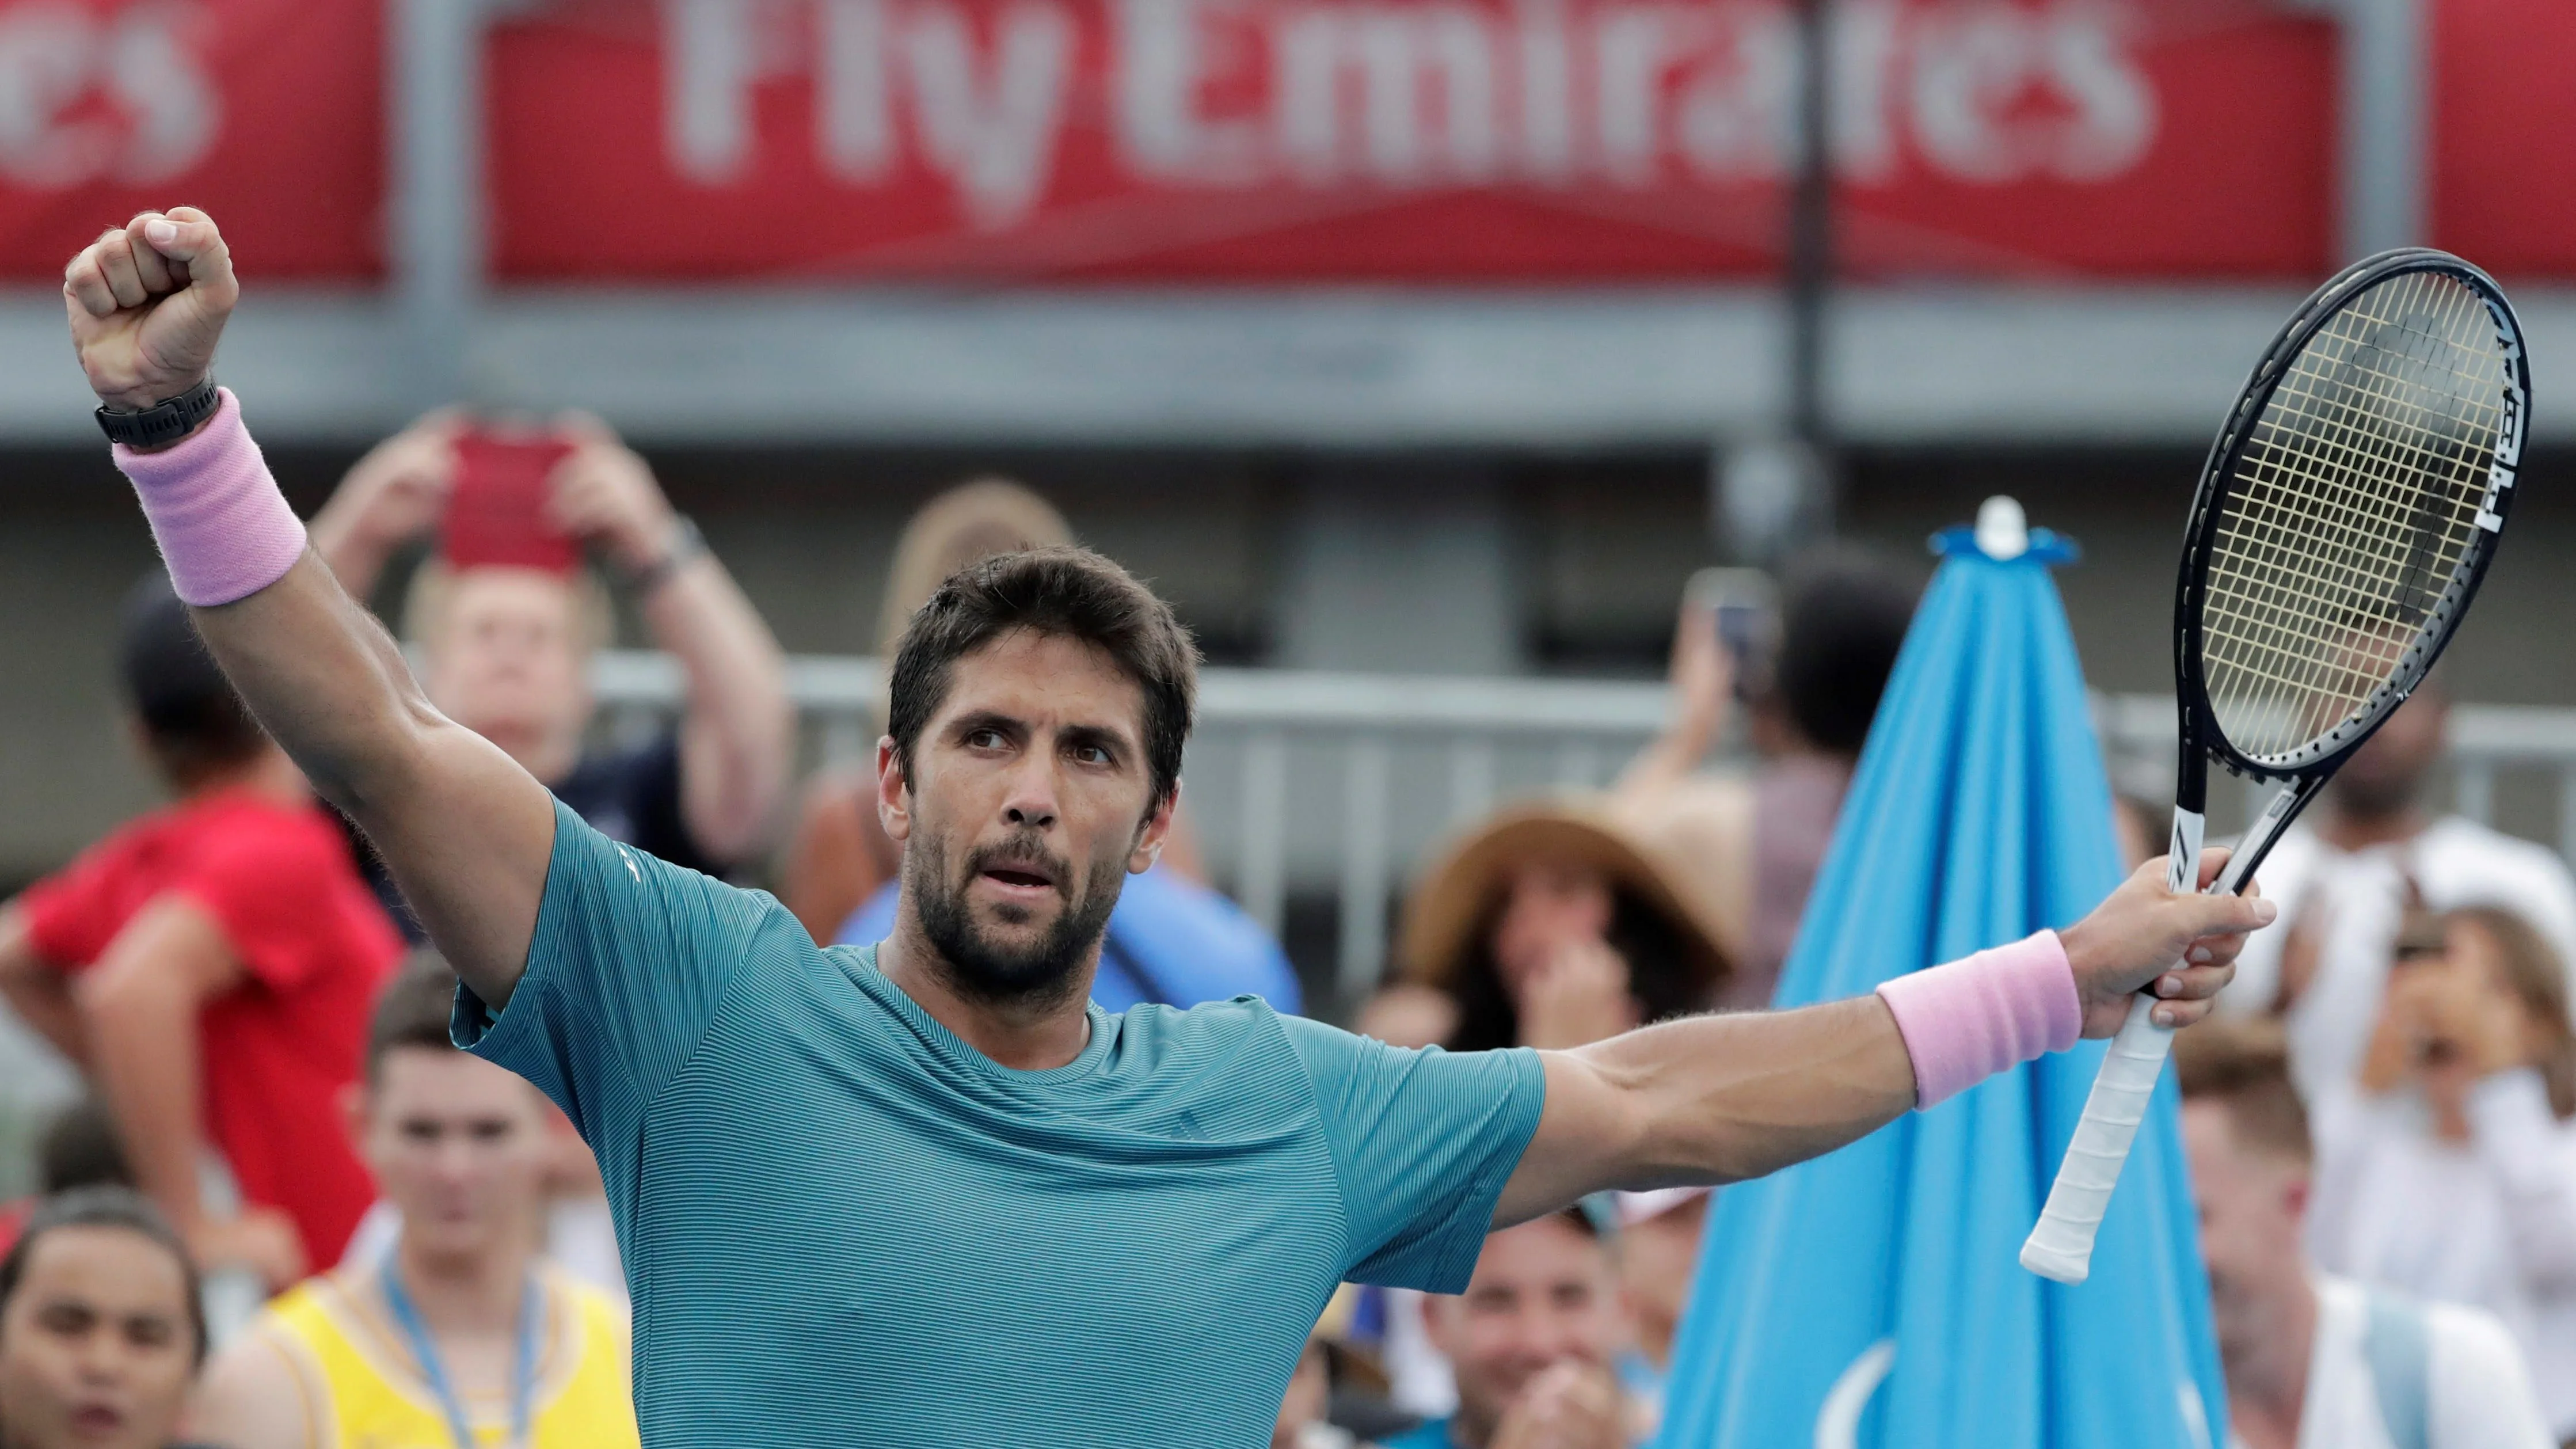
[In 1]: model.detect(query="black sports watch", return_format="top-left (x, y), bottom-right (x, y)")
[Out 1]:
top-left (95, 376), bottom-right (220, 448)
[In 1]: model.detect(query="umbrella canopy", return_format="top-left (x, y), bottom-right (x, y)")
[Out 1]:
top-left (1654, 507), bottom-right (2228, 1449)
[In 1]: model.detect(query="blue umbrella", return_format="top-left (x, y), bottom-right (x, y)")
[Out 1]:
top-left (1654, 503), bottom-right (2228, 1449)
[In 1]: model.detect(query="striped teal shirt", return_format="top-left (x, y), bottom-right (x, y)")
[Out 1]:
top-left (457, 801), bottom-right (1547, 1447)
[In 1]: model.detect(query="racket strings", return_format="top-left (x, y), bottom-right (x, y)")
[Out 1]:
top-left (2200, 270), bottom-right (2505, 762)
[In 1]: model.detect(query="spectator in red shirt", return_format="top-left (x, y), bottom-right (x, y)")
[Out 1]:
top-left (0, 578), bottom-right (400, 1291)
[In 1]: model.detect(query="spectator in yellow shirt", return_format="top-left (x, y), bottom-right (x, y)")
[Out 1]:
top-left (188, 954), bottom-right (636, 1449)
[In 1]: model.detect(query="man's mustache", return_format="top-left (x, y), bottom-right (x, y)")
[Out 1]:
top-left (962, 834), bottom-right (1074, 897)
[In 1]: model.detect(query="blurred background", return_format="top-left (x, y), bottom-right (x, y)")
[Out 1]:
top-left (5, 0), bottom-right (2575, 1020)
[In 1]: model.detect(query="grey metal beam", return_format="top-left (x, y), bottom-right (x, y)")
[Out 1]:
top-left (6, 283), bottom-right (2571, 450)
top-left (390, 0), bottom-right (490, 409)
top-left (2338, 0), bottom-right (2427, 258)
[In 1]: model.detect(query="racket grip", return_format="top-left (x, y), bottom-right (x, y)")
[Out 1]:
top-left (2019, 994), bottom-right (2175, 1284)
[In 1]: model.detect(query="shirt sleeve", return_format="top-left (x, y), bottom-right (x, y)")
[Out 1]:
top-left (163, 817), bottom-right (359, 991)
top-left (1279, 1016), bottom-right (1546, 1293)
top-left (2426, 1300), bottom-right (2556, 1448)
top-left (453, 798), bottom-right (771, 1151)
top-left (2464, 1071), bottom-right (2576, 1294)
top-left (16, 846), bottom-right (121, 969)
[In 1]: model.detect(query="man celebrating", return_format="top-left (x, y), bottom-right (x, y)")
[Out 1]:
top-left (63, 208), bottom-right (2268, 1448)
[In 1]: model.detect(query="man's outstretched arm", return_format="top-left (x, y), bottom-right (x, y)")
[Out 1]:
top-left (1493, 849), bottom-right (2276, 1224)
top-left (64, 209), bottom-right (553, 1003)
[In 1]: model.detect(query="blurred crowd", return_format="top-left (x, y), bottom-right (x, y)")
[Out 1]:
top-left (0, 412), bottom-right (2566, 1449)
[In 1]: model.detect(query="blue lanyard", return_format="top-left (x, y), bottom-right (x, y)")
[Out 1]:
top-left (379, 1264), bottom-right (542, 1449)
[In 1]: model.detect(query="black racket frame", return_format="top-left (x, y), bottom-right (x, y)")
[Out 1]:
top-left (2167, 248), bottom-right (2529, 883)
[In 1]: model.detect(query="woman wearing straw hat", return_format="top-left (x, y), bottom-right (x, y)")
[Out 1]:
top-left (1373, 800), bottom-right (1738, 1056)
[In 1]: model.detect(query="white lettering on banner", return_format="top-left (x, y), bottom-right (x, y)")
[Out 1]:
top-left (1911, 5), bottom-right (2152, 181)
top-left (656, 0), bottom-right (2165, 223)
top-left (667, 0), bottom-right (1075, 227)
top-left (819, 0), bottom-right (897, 180)
top-left (1274, 5), bottom-right (1502, 184)
top-left (0, 0), bottom-right (218, 188)
top-left (905, 2), bottom-right (1075, 227)
top-left (666, 0), bottom-right (778, 183)
top-left (1116, 0), bottom-right (1264, 183)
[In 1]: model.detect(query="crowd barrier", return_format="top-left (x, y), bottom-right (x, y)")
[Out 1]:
top-left (595, 651), bottom-right (2576, 999)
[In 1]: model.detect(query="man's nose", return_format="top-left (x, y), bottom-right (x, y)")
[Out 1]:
top-left (1000, 752), bottom-right (1061, 830)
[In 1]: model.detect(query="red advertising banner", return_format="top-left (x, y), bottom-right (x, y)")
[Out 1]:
top-left (489, 0), bottom-right (2335, 282)
top-left (2433, 0), bottom-right (2576, 280)
top-left (0, 0), bottom-right (382, 280)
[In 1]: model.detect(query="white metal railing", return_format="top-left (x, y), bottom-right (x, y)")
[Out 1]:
top-left (593, 651), bottom-right (2576, 1001)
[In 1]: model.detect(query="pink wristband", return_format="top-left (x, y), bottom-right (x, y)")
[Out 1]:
top-left (111, 389), bottom-right (307, 607)
top-left (1875, 930), bottom-right (2082, 1108)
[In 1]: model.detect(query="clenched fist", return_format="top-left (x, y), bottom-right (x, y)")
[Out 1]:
top-left (63, 207), bottom-right (236, 412)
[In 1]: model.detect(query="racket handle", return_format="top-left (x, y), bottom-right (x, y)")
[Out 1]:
top-left (2019, 994), bottom-right (2175, 1284)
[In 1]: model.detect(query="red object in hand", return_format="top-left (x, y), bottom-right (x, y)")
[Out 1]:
top-left (444, 429), bottom-right (577, 573)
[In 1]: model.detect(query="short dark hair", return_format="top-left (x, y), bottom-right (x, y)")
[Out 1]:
top-left (1772, 549), bottom-right (1919, 758)
top-left (885, 547), bottom-right (1200, 814)
top-left (118, 574), bottom-right (265, 787)
top-left (367, 948), bottom-right (464, 1079)
top-left (36, 1098), bottom-right (131, 1196)
top-left (0, 1187), bottom-right (206, 1367)
top-left (2172, 1017), bottom-right (2311, 1163)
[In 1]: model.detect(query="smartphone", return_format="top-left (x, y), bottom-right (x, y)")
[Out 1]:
top-left (443, 425), bottom-right (578, 573)
top-left (1684, 567), bottom-right (1776, 694)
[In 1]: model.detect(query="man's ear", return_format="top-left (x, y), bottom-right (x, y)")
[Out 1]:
top-left (876, 737), bottom-right (912, 844)
top-left (1129, 778), bottom-right (1179, 874)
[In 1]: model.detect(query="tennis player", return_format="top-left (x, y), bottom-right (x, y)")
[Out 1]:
top-left (62, 210), bottom-right (2271, 1448)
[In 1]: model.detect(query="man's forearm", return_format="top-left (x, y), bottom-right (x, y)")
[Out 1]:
top-left (0, 908), bottom-right (85, 1066)
top-left (306, 505), bottom-right (394, 604)
top-left (80, 986), bottom-right (206, 1234)
top-left (1591, 997), bottom-right (1919, 1187)
top-left (194, 552), bottom-right (436, 813)
top-left (641, 554), bottom-right (793, 862)
top-left (122, 406), bottom-right (553, 997)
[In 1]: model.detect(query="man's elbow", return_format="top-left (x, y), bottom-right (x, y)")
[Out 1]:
top-left (70, 964), bottom-right (192, 1038)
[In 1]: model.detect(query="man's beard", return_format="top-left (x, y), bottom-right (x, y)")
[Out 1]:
top-left (908, 826), bottom-right (1125, 1010)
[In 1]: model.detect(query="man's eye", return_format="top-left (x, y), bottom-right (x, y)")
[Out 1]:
top-left (966, 728), bottom-right (1006, 750)
top-left (1072, 745), bottom-right (1111, 766)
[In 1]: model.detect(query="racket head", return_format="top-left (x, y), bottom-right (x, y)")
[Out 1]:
top-left (2174, 249), bottom-right (2529, 783)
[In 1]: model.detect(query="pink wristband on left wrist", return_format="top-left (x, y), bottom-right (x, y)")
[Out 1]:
top-left (1875, 931), bottom-right (2083, 1109)
top-left (112, 388), bottom-right (307, 608)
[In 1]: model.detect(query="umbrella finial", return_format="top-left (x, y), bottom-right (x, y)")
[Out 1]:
top-left (1976, 496), bottom-right (2029, 561)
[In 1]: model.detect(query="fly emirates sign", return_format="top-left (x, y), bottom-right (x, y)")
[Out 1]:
top-left (487, 0), bottom-right (2332, 280)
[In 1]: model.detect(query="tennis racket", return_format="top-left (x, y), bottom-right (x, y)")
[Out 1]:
top-left (2020, 248), bottom-right (2531, 1284)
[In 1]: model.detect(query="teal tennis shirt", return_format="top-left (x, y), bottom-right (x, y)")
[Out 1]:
top-left (457, 803), bottom-right (1548, 1447)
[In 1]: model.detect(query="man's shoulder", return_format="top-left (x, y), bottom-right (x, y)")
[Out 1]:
top-left (2419, 1294), bottom-right (2528, 1374)
top-left (2424, 816), bottom-right (2576, 889)
top-left (1113, 992), bottom-right (1293, 1059)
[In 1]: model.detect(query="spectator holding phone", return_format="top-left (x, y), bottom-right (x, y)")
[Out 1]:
top-left (1613, 550), bottom-right (1918, 1010)
top-left (311, 412), bottom-right (793, 886)
top-left (2176, 1017), bottom-right (2553, 1449)
top-left (2217, 671), bottom-right (2576, 1105)
top-left (2308, 904), bottom-right (2576, 1442)
top-left (0, 580), bottom-right (398, 1290)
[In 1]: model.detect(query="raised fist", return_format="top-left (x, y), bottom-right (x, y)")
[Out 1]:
top-left (63, 207), bottom-right (237, 412)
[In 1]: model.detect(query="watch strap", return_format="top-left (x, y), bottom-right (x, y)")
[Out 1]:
top-left (96, 377), bottom-right (220, 449)
top-left (626, 515), bottom-right (707, 596)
